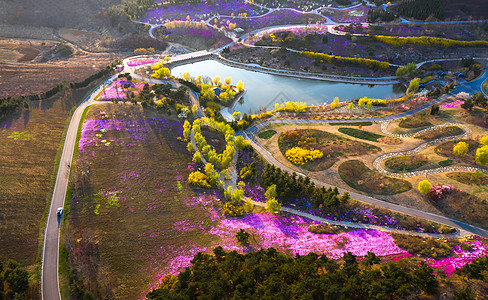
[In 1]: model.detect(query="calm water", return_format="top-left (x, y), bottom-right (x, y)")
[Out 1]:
top-left (172, 60), bottom-right (404, 114)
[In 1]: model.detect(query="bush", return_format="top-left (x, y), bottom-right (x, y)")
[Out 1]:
top-left (438, 159), bottom-right (453, 167)
top-left (222, 202), bottom-right (244, 217)
top-left (285, 147), bottom-right (324, 165)
top-left (188, 171), bottom-right (211, 188)
top-left (418, 180), bottom-right (432, 194)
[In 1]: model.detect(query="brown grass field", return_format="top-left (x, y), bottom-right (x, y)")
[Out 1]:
top-left (0, 87), bottom-right (94, 265)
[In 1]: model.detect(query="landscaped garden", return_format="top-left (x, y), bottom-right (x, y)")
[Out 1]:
top-left (339, 160), bottom-right (412, 195)
top-left (278, 129), bottom-right (380, 171)
top-left (338, 127), bottom-right (385, 142)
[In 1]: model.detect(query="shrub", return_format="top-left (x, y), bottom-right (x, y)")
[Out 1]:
top-left (188, 171), bottom-right (211, 188)
top-left (222, 202), bottom-right (244, 217)
top-left (235, 229), bottom-right (250, 243)
top-left (453, 141), bottom-right (468, 156)
top-left (418, 180), bottom-right (432, 194)
top-left (438, 159), bottom-right (453, 167)
top-left (265, 198), bottom-right (281, 214)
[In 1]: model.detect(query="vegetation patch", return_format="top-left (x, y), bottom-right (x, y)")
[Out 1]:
top-left (446, 171), bottom-right (488, 186)
top-left (416, 126), bottom-right (464, 140)
top-left (391, 234), bottom-right (459, 259)
top-left (398, 112), bottom-right (433, 128)
top-left (430, 189), bottom-right (488, 229)
top-left (308, 224), bottom-right (355, 234)
top-left (338, 127), bottom-right (384, 142)
top-left (384, 155), bottom-right (428, 171)
top-left (338, 160), bottom-right (412, 195)
top-left (278, 129), bottom-right (381, 171)
top-left (438, 159), bottom-right (454, 167)
top-left (258, 129), bottom-right (277, 139)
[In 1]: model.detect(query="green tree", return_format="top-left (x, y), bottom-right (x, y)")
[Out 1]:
top-left (407, 78), bottom-right (420, 94)
top-left (4, 265), bottom-right (29, 294)
top-left (265, 184), bottom-right (277, 200)
top-left (418, 180), bottom-right (432, 194)
top-left (453, 141), bottom-right (469, 156)
top-left (480, 136), bottom-right (488, 146)
top-left (182, 120), bottom-right (191, 141)
top-left (476, 146), bottom-right (488, 165)
top-left (265, 198), bottom-right (281, 214)
top-left (235, 229), bottom-right (250, 244)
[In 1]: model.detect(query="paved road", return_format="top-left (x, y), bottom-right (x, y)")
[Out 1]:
top-left (41, 76), bottom-right (116, 300)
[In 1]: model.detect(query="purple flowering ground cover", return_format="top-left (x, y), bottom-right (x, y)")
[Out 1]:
top-left (142, 0), bottom-right (264, 24)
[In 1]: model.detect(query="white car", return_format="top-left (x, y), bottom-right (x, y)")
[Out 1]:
top-left (56, 207), bottom-right (63, 216)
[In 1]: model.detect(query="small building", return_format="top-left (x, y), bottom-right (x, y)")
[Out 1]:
top-left (212, 87), bottom-right (221, 97)
top-left (437, 71), bottom-right (446, 78)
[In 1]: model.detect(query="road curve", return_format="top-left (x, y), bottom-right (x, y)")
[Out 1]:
top-left (41, 76), bottom-right (116, 300)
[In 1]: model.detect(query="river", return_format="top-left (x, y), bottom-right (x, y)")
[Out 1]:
top-left (172, 60), bottom-right (404, 114)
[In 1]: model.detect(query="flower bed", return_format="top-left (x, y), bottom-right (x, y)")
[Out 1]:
top-left (126, 59), bottom-right (159, 67)
top-left (425, 240), bottom-right (488, 276)
top-left (439, 99), bottom-right (465, 108)
top-left (96, 79), bottom-right (149, 101)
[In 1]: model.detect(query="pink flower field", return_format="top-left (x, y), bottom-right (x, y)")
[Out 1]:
top-left (425, 240), bottom-right (488, 276)
top-left (209, 212), bottom-right (408, 259)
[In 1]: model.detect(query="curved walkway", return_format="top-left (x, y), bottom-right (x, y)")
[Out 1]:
top-left (374, 121), bottom-right (488, 177)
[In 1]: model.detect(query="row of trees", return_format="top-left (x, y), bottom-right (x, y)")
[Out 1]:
top-left (301, 51), bottom-right (390, 70)
top-left (373, 35), bottom-right (488, 48)
top-left (147, 248), bottom-right (440, 299)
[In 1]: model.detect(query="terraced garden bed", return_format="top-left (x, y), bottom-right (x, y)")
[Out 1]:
top-left (415, 126), bottom-right (464, 140)
top-left (338, 160), bottom-right (412, 195)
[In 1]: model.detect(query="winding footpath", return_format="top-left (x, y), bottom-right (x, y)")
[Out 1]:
top-left (374, 121), bottom-right (488, 177)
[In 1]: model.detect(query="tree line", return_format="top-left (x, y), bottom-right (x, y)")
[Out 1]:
top-left (147, 247), bottom-right (441, 299)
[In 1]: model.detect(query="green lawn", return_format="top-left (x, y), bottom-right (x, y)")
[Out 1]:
top-left (338, 127), bottom-right (385, 142)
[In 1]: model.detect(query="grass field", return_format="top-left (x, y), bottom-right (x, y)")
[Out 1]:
top-left (338, 127), bottom-right (385, 142)
top-left (398, 112), bottom-right (433, 128)
top-left (0, 89), bottom-right (84, 265)
top-left (338, 160), bottom-right (412, 195)
top-left (278, 129), bottom-right (381, 171)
